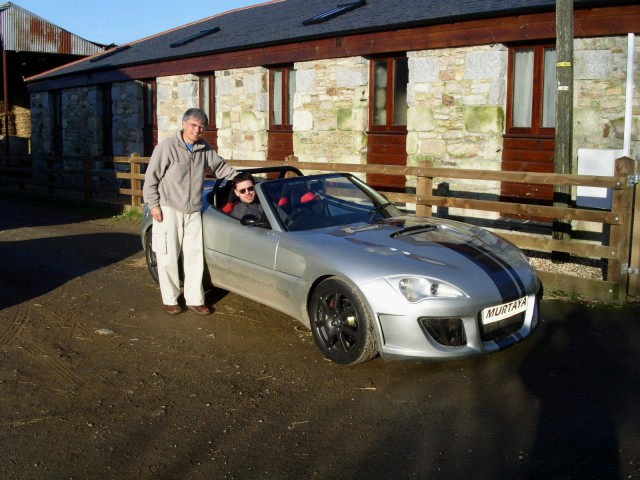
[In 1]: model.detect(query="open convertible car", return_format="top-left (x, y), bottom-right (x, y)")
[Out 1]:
top-left (142, 166), bottom-right (541, 365)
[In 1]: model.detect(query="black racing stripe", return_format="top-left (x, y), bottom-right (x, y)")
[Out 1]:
top-left (438, 239), bottom-right (526, 302)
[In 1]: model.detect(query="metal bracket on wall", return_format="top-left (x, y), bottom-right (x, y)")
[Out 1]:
top-left (622, 263), bottom-right (640, 275)
top-left (628, 174), bottom-right (639, 187)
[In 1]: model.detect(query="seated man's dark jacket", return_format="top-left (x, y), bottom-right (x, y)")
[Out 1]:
top-left (230, 201), bottom-right (264, 220)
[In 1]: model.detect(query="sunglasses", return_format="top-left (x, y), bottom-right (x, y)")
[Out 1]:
top-left (237, 186), bottom-right (255, 194)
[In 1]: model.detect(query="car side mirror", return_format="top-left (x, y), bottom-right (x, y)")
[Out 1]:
top-left (240, 214), bottom-right (269, 228)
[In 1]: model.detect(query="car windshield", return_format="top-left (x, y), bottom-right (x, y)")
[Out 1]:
top-left (261, 173), bottom-right (401, 231)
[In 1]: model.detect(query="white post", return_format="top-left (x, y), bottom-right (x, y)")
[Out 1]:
top-left (623, 33), bottom-right (635, 159)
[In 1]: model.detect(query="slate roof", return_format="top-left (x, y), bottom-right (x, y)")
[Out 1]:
top-left (27, 0), bottom-right (633, 82)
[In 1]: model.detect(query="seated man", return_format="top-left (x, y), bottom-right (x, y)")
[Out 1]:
top-left (230, 172), bottom-right (264, 221)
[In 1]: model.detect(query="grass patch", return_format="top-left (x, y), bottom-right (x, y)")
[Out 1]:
top-left (114, 208), bottom-right (143, 221)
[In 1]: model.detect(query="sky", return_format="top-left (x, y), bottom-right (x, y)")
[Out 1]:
top-left (14, 0), bottom-right (263, 45)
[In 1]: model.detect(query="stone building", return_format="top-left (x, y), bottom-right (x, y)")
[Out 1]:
top-left (25, 0), bottom-right (639, 206)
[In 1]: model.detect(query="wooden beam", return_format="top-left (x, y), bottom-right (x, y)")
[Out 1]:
top-left (494, 231), bottom-right (619, 259)
top-left (538, 271), bottom-right (618, 301)
top-left (417, 195), bottom-right (621, 224)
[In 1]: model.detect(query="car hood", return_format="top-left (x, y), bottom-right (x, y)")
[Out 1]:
top-left (282, 215), bottom-right (538, 301)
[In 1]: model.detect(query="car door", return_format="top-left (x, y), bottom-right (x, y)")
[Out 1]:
top-left (202, 208), bottom-right (301, 319)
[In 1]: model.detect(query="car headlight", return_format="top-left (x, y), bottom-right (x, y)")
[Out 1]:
top-left (386, 276), bottom-right (466, 302)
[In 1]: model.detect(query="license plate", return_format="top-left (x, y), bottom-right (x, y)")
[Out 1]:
top-left (482, 297), bottom-right (528, 325)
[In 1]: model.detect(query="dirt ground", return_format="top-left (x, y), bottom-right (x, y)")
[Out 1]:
top-left (1, 193), bottom-right (640, 480)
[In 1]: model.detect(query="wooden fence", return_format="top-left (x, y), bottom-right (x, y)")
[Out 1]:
top-left (1, 153), bottom-right (638, 303)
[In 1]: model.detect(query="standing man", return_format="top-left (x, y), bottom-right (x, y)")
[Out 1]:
top-left (143, 108), bottom-right (236, 315)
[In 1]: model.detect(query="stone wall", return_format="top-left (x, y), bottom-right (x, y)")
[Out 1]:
top-left (569, 37), bottom-right (639, 236)
top-left (407, 45), bottom-right (507, 216)
top-left (30, 86), bottom-right (101, 154)
top-left (293, 57), bottom-right (369, 167)
top-left (29, 92), bottom-right (54, 157)
top-left (156, 74), bottom-right (200, 142)
top-left (63, 86), bottom-right (103, 157)
top-left (574, 36), bottom-right (640, 157)
top-left (112, 81), bottom-right (144, 156)
top-left (31, 83), bottom-right (145, 158)
top-left (215, 67), bottom-right (269, 160)
top-left (28, 92), bottom-right (54, 187)
top-left (29, 87), bottom-right (102, 191)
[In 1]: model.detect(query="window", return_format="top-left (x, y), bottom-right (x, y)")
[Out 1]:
top-left (199, 74), bottom-right (216, 129)
top-left (507, 45), bottom-right (557, 134)
top-left (170, 27), bottom-right (220, 48)
top-left (270, 66), bottom-right (296, 130)
top-left (198, 73), bottom-right (219, 152)
top-left (303, 0), bottom-right (366, 25)
top-left (142, 79), bottom-right (157, 156)
top-left (369, 56), bottom-right (408, 130)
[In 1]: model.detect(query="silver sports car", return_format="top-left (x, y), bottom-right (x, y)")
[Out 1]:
top-left (142, 166), bottom-right (541, 365)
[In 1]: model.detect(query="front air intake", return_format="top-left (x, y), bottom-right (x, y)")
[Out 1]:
top-left (419, 317), bottom-right (467, 347)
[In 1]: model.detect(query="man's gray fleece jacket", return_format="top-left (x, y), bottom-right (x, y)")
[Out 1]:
top-left (143, 131), bottom-right (236, 214)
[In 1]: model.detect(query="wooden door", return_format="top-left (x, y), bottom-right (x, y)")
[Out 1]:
top-left (502, 44), bottom-right (557, 209)
top-left (366, 56), bottom-right (408, 192)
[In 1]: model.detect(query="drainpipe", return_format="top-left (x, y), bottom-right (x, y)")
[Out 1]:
top-left (623, 33), bottom-right (635, 172)
top-left (625, 33), bottom-right (638, 299)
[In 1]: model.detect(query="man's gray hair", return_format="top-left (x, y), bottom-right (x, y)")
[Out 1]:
top-left (182, 108), bottom-right (208, 125)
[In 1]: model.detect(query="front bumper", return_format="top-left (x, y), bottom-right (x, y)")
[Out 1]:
top-left (359, 281), bottom-right (541, 361)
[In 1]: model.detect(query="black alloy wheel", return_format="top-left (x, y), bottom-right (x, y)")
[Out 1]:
top-left (309, 278), bottom-right (377, 365)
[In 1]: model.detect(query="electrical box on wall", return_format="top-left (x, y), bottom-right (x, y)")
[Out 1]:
top-left (576, 148), bottom-right (623, 210)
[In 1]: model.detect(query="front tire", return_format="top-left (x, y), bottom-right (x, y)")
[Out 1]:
top-left (309, 278), bottom-right (378, 365)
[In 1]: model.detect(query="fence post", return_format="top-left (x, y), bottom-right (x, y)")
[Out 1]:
top-left (416, 175), bottom-right (432, 217)
top-left (131, 153), bottom-right (142, 207)
top-left (284, 155), bottom-right (299, 178)
top-left (608, 156), bottom-right (635, 302)
top-left (628, 171), bottom-right (640, 299)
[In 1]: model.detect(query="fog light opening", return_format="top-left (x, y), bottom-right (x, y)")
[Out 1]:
top-left (420, 317), bottom-right (467, 347)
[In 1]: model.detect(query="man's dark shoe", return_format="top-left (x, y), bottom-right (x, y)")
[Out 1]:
top-left (164, 304), bottom-right (184, 315)
top-left (187, 305), bottom-right (212, 315)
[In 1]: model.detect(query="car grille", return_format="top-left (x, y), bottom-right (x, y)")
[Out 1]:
top-left (479, 311), bottom-right (525, 342)
top-left (418, 317), bottom-right (467, 347)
